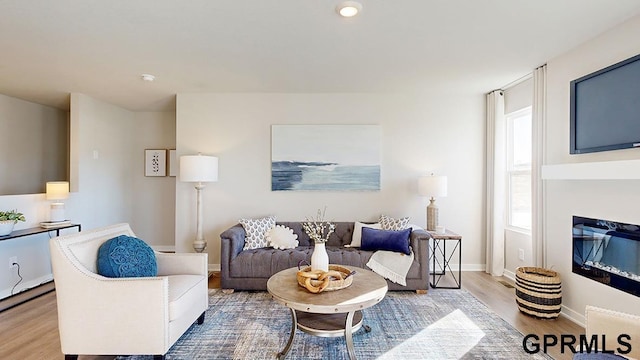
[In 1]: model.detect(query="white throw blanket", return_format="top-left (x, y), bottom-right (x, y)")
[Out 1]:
top-left (366, 249), bottom-right (414, 286)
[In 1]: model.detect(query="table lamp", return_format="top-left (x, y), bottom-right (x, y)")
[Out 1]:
top-left (46, 181), bottom-right (69, 222)
top-left (180, 154), bottom-right (218, 253)
top-left (418, 174), bottom-right (447, 231)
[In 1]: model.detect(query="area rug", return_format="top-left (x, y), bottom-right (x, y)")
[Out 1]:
top-left (121, 288), bottom-right (550, 360)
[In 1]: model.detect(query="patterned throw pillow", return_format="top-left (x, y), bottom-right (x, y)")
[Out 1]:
top-left (240, 216), bottom-right (276, 250)
top-left (266, 225), bottom-right (299, 249)
top-left (379, 214), bottom-right (410, 230)
top-left (97, 235), bottom-right (157, 278)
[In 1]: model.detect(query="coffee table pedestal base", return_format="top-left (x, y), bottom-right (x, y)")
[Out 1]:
top-left (277, 309), bottom-right (365, 360)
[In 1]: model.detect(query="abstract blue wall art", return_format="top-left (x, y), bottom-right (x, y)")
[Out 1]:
top-left (271, 125), bottom-right (381, 191)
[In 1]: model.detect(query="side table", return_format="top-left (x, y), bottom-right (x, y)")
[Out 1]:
top-left (428, 229), bottom-right (462, 289)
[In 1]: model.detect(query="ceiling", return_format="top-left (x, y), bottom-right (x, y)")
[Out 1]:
top-left (1, 0), bottom-right (640, 112)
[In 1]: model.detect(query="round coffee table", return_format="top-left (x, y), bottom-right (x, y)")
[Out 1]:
top-left (267, 265), bottom-right (388, 360)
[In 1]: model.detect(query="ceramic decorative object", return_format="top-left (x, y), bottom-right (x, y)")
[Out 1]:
top-left (302, 208), bottom-right (335, 272)
top-left (310, 242), bottom-right (329, 272)
top-left (0, 210), bottom-right (25, 236)
top-left (0, 221), bottom-right (15, 236)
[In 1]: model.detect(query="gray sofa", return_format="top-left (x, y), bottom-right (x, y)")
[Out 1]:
top-left (220, 221), bottom-right (431, 292)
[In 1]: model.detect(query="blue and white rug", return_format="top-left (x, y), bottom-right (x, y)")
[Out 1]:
top-left (122, 288), bottom-right (550, 359)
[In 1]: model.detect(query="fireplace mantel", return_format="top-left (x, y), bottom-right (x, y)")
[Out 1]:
top-left (541, 159), bottom-right (640, 180)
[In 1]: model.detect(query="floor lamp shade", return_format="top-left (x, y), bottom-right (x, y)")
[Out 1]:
top-left (180, 155), bottom-right (218, 182)
top-left (180, 154), bottom-right (218, 253)
top-left (46, 181), bottom-right (69, 222)
top-left (418, 175), bottom-right (447, 231)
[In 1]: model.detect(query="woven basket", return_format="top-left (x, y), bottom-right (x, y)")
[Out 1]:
top-left (297, 264), bottom-right (353, 293)
top-left (515, 266), bottom-right (562, 319)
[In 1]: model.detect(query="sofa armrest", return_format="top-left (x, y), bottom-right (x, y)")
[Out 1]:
top-left (220, 224), bottom-right (246, 259)
top-left (156, 252), bottom-right (208, 276)
top-left (410, 229), bottom-right (431, 270)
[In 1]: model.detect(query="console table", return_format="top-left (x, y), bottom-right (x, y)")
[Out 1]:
top-left (0, 223), bottom-right (81, 312)
top-left (0, 223), bottom-right (81, 242)
top-left (429, 229), bottom-right (462, 289)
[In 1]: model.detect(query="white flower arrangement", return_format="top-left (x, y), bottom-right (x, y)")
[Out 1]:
top-left (302, 208), bottom-right (336, 244)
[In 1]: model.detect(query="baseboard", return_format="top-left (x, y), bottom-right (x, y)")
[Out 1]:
top-left (560, 304), bottom-right (585, 327)
top-left (0, 281), bottom-right (55, 313)
top-left (461, 264), bottom-right (485, 271)
top-left (502, 269), bottom-right (516, 281)
top-left (208, 263), bottom-right (220, 272)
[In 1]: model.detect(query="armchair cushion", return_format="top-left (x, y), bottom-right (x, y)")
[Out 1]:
top-left (97, 235), bottom-right (157, 278)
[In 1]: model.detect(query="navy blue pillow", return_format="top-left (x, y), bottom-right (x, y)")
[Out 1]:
top-left (97, 235), bottom-right (157, 278)
top-left (361, 227), bottom-right (411, 255)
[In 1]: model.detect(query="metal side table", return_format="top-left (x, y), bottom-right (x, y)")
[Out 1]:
top-left (428, 229), bottom-right (462, 289)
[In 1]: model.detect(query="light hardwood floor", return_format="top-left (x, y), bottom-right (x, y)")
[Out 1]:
top-left (0, 272), bottom-right (582, 360)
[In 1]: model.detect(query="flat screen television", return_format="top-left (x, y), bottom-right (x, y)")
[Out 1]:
top-left (570, 53), bottom-right (640, 154)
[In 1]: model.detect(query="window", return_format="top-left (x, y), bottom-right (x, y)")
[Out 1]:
top-left (506, 107), bottom-right (532, 230)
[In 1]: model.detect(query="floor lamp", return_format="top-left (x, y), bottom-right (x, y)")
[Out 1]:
top-left (180, 154), bottom-right (218, 253)
top-left (418, 174), bottom-right (448, 231)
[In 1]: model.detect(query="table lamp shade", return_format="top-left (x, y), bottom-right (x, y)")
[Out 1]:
top-left (46, 181), bottom-right (69, 200)
top-left (418, 175), bottom-right (447, 198)
top-left (180, 155), bottom-right (218, 182)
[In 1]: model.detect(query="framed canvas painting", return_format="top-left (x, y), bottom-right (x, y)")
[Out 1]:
top-left (271, 125), bottom-right (380, 191)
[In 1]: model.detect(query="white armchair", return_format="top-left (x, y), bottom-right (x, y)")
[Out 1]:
top-left (50, 223), bottom-right (209, 360)
top-left (576, 305), bottom-right (640, 360)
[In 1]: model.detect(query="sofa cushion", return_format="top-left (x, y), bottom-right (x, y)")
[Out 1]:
top-left (167, 274), bottom-right (207, 321)
top-left (240, 215), bottom-right (276, 250)
top-left (266, 225), bottom-right (299, 249)
top-left (361, 227), bottom-right (412, 255)
top-left (97, 235), bottom-right (157, 278)
top-left (380, 214), bottom-right (410, 230)
top-left (350, 222), bottom-right (382, 247)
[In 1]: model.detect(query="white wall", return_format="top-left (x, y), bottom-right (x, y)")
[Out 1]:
top-left (175, 92), bottom-right (485, 270)
top-left (545, 15), bottom-right (640, 322)
top-left (0, 94), bottom-right (176, 299)
top-left (68, 94), bottom-right (176, 244)
top-left (0, 93), bottom-right (68, 195)
top-left (130, 112), bottom-right (176, 248)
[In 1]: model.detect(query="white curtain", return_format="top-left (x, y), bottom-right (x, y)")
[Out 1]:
top-left (485, 90), bottom-right (506, 276)
top-left (531, 65), bottom-right (547, 267)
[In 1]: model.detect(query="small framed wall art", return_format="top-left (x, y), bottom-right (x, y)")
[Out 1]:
top-left (145, 149), bottom-right (167, 177)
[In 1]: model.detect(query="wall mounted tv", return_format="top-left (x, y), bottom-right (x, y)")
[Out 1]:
top-left (570, 53), bottom-right (640, 154)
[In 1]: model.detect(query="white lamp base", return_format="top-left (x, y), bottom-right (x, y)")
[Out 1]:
top-left (426, 198), bottom-right (438, 231)
top-left (193, 183), bottom-right (207, 253)
top-left (50, 203), bottom-right (66, 222)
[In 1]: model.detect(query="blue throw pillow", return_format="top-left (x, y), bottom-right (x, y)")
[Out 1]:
top-left (361, 227), bottom-right (411, 255)
top-left (97, 235), bottom-right (157, 278)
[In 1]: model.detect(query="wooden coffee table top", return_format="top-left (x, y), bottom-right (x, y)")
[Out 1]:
top-left (267, 265), bottom-right (388, 314)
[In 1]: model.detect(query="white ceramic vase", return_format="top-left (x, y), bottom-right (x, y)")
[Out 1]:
top-left (311, 242), bottom-right (329, 272)
top-left (0, 221), bottom-right (15, 236)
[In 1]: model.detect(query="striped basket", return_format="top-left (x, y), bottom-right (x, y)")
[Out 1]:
top-left (515, 266), bottom-right (562, 319)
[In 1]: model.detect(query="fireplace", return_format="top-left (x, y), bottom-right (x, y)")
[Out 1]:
top-left (572, 216), bottom-right (640, 297)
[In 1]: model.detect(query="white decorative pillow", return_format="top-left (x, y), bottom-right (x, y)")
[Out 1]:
top-left (266, 225), bottom-right (299, 249)
top-left (380, 214), bottom-right (410, 230)
top-left (240, 216), bottom-right (276, 250)
top-left (349, 222), bottom-right (383, 247)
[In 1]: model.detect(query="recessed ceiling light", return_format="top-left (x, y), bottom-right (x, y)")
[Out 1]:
top-left (336, 1), bottom-right (362, 18)
top-left (141, 74), bottom-right (155, 82)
